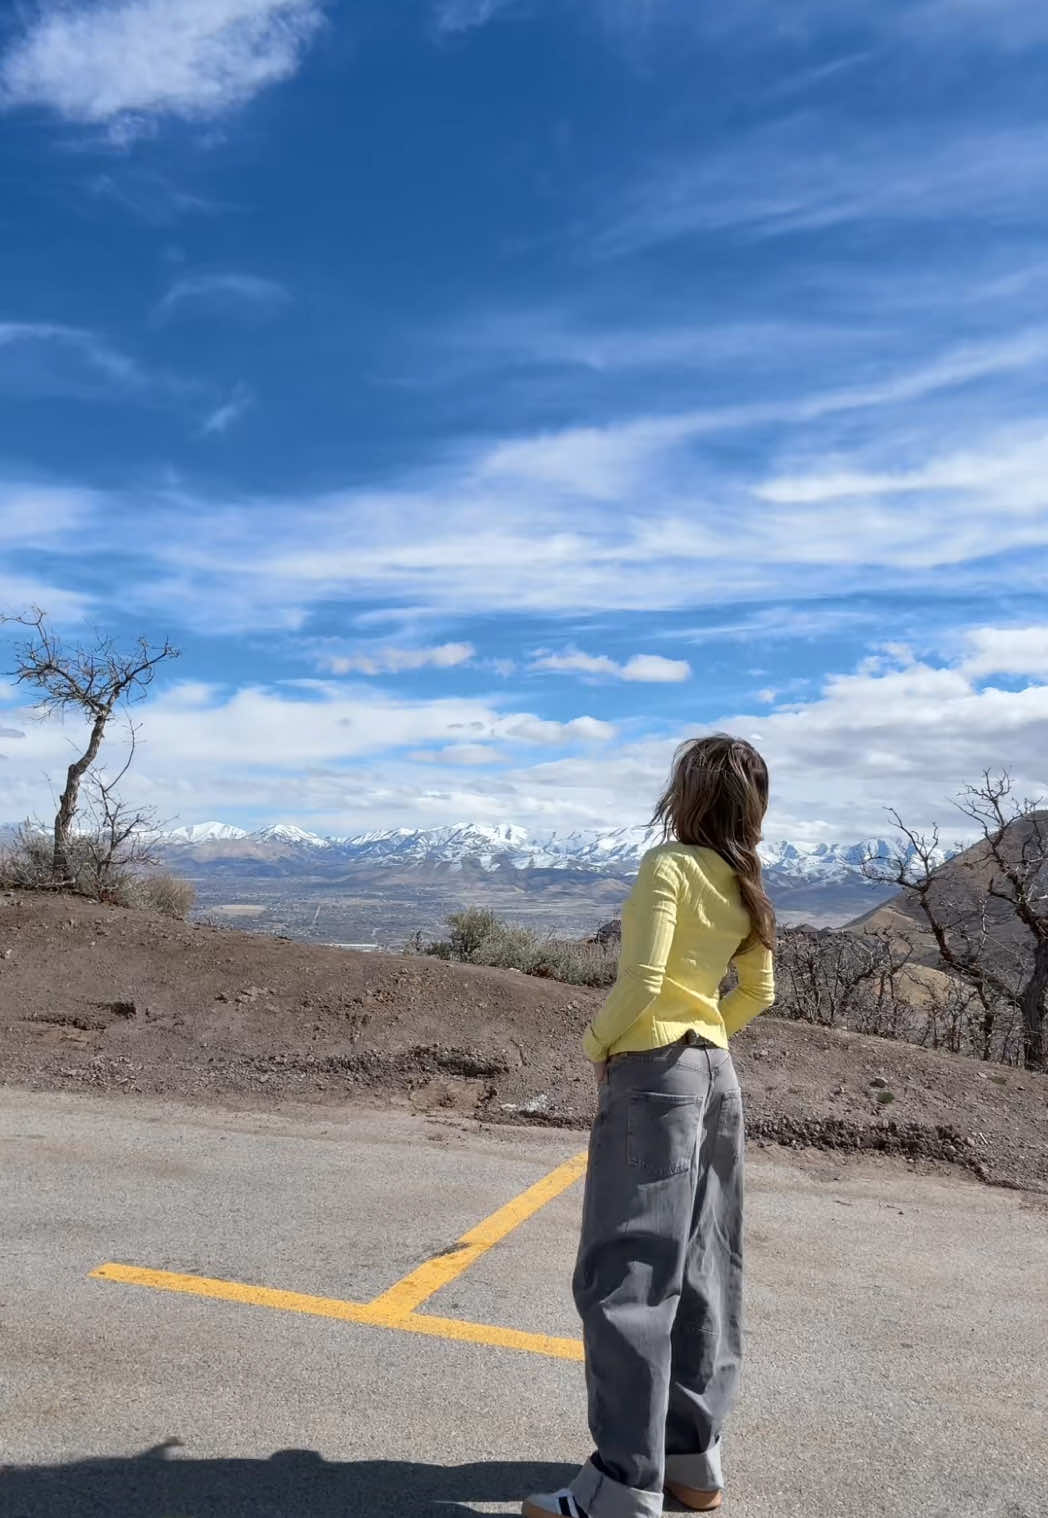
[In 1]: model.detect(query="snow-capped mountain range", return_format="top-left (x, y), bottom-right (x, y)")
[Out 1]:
top-left (159, 819), bottom-right (936, 885)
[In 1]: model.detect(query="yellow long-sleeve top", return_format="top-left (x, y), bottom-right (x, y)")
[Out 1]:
top-left (582, 842), bottom-right (776, 1062)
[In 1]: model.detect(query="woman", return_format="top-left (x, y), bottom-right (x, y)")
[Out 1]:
top-left (525, 734), bottom-right (776, 1518)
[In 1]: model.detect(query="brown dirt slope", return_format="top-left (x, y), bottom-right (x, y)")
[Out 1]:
top-left (1, 891), bottom-right (1046, 1191)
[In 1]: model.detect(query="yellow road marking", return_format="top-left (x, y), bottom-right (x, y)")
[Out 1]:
top-left (91, 1263), bottom-right (379, 1325)
top-left (92, 1263), bottom-right (585, 1360)
top-left (366, 1148), bottom-right (588, 1317)
top-left (393, 1311), bottom-right (582, 1361)
top-left (91, 1149), bottom-right (589, 1361)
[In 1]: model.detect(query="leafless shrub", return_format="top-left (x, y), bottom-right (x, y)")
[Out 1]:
top-left (774, 926), bottom-right (915, 1038)
top-left (869, 772), bottom-right (1048, 1071)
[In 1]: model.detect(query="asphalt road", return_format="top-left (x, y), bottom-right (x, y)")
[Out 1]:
top-left (1, 1087), bottom-right (1046, 1518)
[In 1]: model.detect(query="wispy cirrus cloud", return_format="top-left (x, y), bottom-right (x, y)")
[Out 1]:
top-left (433, 0), bottom-right (521, 34)
top-left (0, 319), bottom-right (224, 422)
top-left (21, 321), bottom-right (1048, 636)
top-left (430, 0), bottom-right (1048, 50)
top-left (601, 119), bottom-right (1048, 253)
top-left (154, 272), bottom-right (291, 324)
top-left (0, 321), bottom-right (148, 395)
top-left (0, 483), bottom-right (99, 622)
top-left (201, 382), bottom-right (254, 437)
top-left (87, 171), bottom-right (232, 226)
top-left (475, 329), bottom-right (1048, 498)
top-left (627, 0), bottom-right (1048, 50)
top-left (0, 0), bottom-right (325, 139)
top-left (530, 649), bottom-right (691, 683)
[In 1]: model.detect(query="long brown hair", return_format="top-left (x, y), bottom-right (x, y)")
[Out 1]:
top-left (651, 733), bottom-right (775, 952)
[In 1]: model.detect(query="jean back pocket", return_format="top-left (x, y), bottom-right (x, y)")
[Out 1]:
top-left (626, 1092), bottom-right (700, 1180)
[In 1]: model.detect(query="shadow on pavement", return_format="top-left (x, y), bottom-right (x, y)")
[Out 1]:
top-left (0, 1441), bottom-right (577, 1517)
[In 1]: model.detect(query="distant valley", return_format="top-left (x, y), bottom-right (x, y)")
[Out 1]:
top-left (146, 821), bottom-right (934, 947)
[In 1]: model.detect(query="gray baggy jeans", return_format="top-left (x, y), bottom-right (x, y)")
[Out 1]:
top-left (569, 1039), bottom-right (745, 1518)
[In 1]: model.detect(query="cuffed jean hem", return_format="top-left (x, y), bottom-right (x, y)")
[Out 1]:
top-left (665, 1439), bottom-right (724, 1493)
top-left (570, 1458), bottom-right (664, 1518)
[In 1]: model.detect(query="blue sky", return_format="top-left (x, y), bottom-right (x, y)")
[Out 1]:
top-left (1, 0), bottom-right (1047, 842)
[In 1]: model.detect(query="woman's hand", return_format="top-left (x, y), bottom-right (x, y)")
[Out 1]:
top-left (591, 1058), bottom-right (609, 1087)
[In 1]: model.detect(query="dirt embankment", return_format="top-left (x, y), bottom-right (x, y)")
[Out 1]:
top-left (1, 891), bottom-right (1046, 1191)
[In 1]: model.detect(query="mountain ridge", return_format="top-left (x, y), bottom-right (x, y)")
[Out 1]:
top-left (154, 819), bottom-right (953, 885)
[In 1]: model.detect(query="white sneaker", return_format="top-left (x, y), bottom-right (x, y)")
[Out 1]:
top-left (522, 1490), bottom-right (590, 1518)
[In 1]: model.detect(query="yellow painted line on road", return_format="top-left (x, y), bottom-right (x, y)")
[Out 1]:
top-left (394, 1310), bottom-right (583, 1361)
top-left (91, 1149), bottom-right (589, 1361)
top-left (366, 1148), bottom-right (588, 1318)
top-left (91, 1263), bottom-right (379, 1325)
top-left (93, 1262), bottom-right (585, 1360)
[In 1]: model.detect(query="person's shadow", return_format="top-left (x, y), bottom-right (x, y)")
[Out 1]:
top-left (0, 1441), bottom-right (577, 1518)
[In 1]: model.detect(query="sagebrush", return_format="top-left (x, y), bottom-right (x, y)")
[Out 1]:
top-left (0, 826), bottom-right (195, 919)
top-left (408, 908), bottom-right (618, 988)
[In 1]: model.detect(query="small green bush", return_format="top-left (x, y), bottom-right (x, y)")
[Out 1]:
top-left (529, 937), bottom-right (618, 988)
top-left (407, 908), bottom-right (619, 987)
top-left (448, 907), bottom-right (503, 960)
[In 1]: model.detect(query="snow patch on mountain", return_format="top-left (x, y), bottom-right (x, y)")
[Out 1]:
top-left (253, 824), bottom-right (332, 847)
top-left (158, 821), bottom-right (248, 843)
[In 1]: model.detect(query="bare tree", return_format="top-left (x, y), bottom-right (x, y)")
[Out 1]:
top-left (775, 926), bottom-right (916, 1037)
top-left (2, 609), bottom-right (178, 883)
top-left (873, 773), bottom-right (1047, 1071)
top-left (77, 726), bottom-right (163, 900)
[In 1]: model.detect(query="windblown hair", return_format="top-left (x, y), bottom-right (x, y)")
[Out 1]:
top-left (651, 733), bottom-right (775, 952)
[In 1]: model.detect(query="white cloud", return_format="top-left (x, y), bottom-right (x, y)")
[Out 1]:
top-left (0, 483), bottom-right (95, 546)
top-left (0, 0), bottom-right (324, 136)
top-left (756, 425), bottom-right (1048, 506)
top-left (430, 652), bottom-right (1048, 842)
top-left (621, 655), bottom-right (691, 683)
top-left (326, 642), bottom-right (476, 676)
top-left (155, 273), bottom-right (290, 323)
top-left (202, 382), bottom-right (253, 436)
top-left (0, 484), bottom-right (99, 621)
top-left (0, 573), bottom-right (93, 623)
top-left (433, 0), bottom-right (520, 34)
top-left (411, 743), bottom-right (506, 765)
top-left (3, 649), bottom-right (1044, 841)
top-left (531, 648), bottom-right (691, 683)
top-left (962, 626), bottom-right (1048, 679)
top-left (0, 679), bottom-right (616, 828)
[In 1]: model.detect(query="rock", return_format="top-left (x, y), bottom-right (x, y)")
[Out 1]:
top-left (869, 1076), bottom-right (889, 1089)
